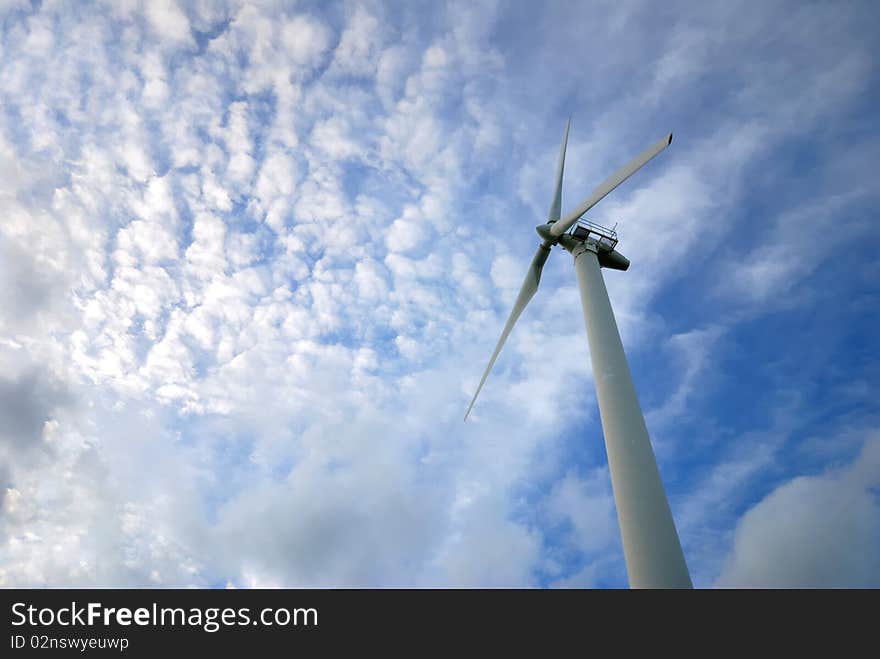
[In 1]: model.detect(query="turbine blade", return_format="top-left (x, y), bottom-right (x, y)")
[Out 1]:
top-left (548, 117), bottom-right (571, 222)
top-left (550, 132), bottom-right (673, 238)
top-left (464, 244), bottom-right (551, 421)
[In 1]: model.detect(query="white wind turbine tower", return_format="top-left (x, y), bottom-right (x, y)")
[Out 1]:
top-left (465, 118), bottom-right (692, 589)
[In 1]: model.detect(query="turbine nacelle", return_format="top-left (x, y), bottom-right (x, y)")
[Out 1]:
top-left (536, 222), bottom-right (630, 271)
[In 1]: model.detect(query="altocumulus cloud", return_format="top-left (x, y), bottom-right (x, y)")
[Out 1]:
top-left (0, 0), bottom-right (877, 587)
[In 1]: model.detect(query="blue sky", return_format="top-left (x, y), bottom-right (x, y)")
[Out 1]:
top-left (0, 0), bottom-right (877, 587)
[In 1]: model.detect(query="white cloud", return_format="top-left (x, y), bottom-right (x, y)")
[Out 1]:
top-left (717, 434), bottom-right (880, 587)
top-left (281, 15), bottom-right (331, 72)
top-left (717, 187), bottom-right (875, 305)
top-left (145, 0), bottom-right (195, 47)
top-left (385, 205), bottom-right (428, 253)
top-left (329, 7), bottom-right (384, 77)
top-left (489, 254), bottom-right (524, 297)
top-left (647, 326), bottom-right (724, 438)
top-left (544, 469), bottom-right (619, 555)
top-left (310, 116), bottom-right (363, 161)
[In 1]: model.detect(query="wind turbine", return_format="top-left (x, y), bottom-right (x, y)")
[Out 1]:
top-left (464, 118), bottom-right (692, 589)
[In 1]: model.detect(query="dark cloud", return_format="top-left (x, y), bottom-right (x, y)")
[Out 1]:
top-left (0, 461), bottom-right (10, 503)
top-left (0, 369), bottom-right (69, 451)
top-left (0, 239), bottom-right (61, 331)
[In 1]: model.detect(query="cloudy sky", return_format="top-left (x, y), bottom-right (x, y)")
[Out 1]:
top-left (0, 0), bottom-right (877, 588)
